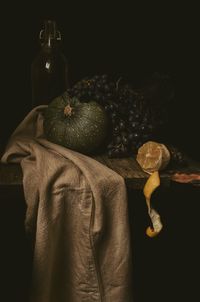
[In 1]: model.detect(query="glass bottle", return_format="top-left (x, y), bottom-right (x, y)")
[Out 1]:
top-left (31, 20), bottom-right (69, 107)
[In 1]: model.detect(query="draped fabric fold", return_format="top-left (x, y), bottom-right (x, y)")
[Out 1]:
top-left (1, 106), bottom-right (133, 302)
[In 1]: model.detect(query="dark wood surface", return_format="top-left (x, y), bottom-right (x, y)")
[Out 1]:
top-left (0, 164), bottom-right (23, 186)
top-left (94, 154), bottom-right (171, 188)
top-left (1, 154), bottom-right (200, 189)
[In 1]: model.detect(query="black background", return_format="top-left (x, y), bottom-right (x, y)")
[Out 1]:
top-left (1, 2), bottom-right (200, 302)
top-left (1, 2), bottom-right (200, 160)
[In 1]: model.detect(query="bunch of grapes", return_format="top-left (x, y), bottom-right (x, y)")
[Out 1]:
top-left (67, 74), bottom-right (165, 158)
top-left (67, 74), bottom-right (116, 105)
top-left (166, 145), bottom-right (187, 167)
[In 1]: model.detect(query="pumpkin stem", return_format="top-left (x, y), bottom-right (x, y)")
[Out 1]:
top-left (64, 104), bottom-right (73, 116)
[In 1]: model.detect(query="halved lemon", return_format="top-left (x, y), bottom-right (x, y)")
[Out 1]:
top-left (136, 141), bottom-right (170, 174)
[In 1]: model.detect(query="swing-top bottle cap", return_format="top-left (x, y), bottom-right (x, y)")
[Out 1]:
top-left (39, 20), bottom-right (61, 42)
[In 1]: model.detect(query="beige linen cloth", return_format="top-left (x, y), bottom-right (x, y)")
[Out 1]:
top-left (1, 106), bottom-right (133, 302)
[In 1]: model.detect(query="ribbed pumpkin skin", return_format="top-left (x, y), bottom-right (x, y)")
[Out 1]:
top-left (43, 93), bottom-right (109, 154)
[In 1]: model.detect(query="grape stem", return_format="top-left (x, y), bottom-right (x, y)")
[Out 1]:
top-left (116, 77), bottom-right (123, 91)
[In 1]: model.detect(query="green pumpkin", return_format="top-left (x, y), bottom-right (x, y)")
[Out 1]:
top-left (43, 92), bottom-right (109, 154)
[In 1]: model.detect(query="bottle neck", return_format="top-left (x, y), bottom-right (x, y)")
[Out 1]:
top-left (39, 20), bottom-right (61, 50)
top-left (41, 37), bottom-right (59, 50)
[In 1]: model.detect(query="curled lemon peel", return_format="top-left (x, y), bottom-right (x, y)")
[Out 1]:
top-left (143, 171), bottom-right (163, 238)
top-left (146, 227), bottom-right (159, 238)
top-left (143, 171), bottom-right (160, 200)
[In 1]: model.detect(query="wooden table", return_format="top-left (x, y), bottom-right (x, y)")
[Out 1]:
top-left (1, 154), bottom-right (200, 189)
